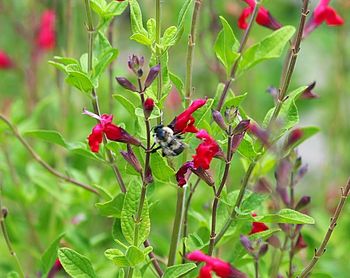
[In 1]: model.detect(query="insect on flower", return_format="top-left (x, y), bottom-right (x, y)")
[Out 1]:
top-left (153, 125), bottom-right (186, 157)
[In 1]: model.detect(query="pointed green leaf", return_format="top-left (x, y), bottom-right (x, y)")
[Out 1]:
top-left (41, 233), bottom-right (65, 275)
top-left (163, 263), bottom-right (197, 278)
top-left (126, 246), bottom-right (145, 266)
top-left (23, 130), bottom-right (67, 148)
top-left (95, 193), bottom-right (125, 218)
top-left (129, 0), bottom-right (148, 36)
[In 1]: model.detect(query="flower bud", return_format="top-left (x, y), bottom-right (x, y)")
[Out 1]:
top-left (294, 234), bottom-right (307, 252)
top-left (1, 207), bottom-right (8, 218)
top-left (248, 122), bottom-right (269, 146)
top-left (267, 235), bottom-right (281, 248)
top-left (240, 235), bottom-right (254, 253)
top-left (212, 110), bottom-right (227, 131)
top-left (258, 243), bottom-right (268, 257)
top-left (232, 119), bottom-right (250, 135)
top-left (115, 77), bottom-right (137, 92)
top-left (285, 128), bottom-right (303, 149)
top-left (0, 51), bottom-right (14, 69)
top-left (231, 133), bottom-right (244, 153)
top-left (144, 64), bottom-right (160, 88)
top-left (224, 107), bottom-right (238, 123)
top-left (295, 196), bottom-right (311, 211)
top-left (191, 167), bottom-right (214, 187)
top-left (301, 81), bottom-right (318, 99)
top-left (121, 144), bottom-right (142, 174)
top-left (143, 98), bottom-right (154, 118)
top-left (145, 166), bottom-right (153, 184)
top-left (128, 55), bottom-right (144, 77)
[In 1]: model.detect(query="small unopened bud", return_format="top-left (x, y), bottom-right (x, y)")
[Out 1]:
top-left (224, 107), bottom-right (238, 123)
top-left (254, 177), bottom-right (272, 194)
top-left (144, 64), bottom-right (160, 88)
top-left (121, 144), bottom-right (142, 174)
top-left (116, 77), bottom-right (137, 92)
top-left (212, 110), bottom-right (227, 131)
top-left (231, 133), bottom-right (244, 153)
top-left (301, 81), bottom-right (318, 99)
top-left (240, 235), bottom-right (254, 253)
top-left (278, 223), bottom-right (290, 233)
top-left (295, 196), bottom-right (311, 211)
top-left (294, 234), bottom-right (307, 251)
top-left (232, 119), bottom-right (250, 135)
top-left (296, 164), bottom-right (308, 182)
top-left (267, 235), bottom-right (281, 248)
top-left (143, 98), bottom-right (154, 118)
top-left (258, 243), bottom-right (268, 257)
top-left (191, 167), bottom-right (214, 186)
top-left (248, 122), bottom-right (269, 146)
top-left (285, 128), bottom-right (303, 149)
top-left (128, 55), bottom-right (144, 77)
top-left (1, 207), bottom-right (8, 218)
top-left (145, 166), bottom-right (153, 184)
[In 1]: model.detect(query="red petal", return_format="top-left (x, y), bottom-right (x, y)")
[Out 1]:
top-left (325, 7), bottom-right (344, 25)
top-left (88, 124), bottom-right (104, 152)
top-left (238, 7), bottom-right (252, 30)
top-left (173, 99), bottom-right (206, 133)
top-left (199, 265), bottom-right (213, 278)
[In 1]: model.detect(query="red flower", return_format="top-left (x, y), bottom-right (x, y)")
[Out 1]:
top-left (238, 0), bottom-right (281, 30)
top-left (0, 51), bottom-right (13, 69)
top-left (304, 0), bottom-right (344, 37)
top-left (37, 10), bottom-right (56, 50)
top-left (176, 161), bottom-right (194, 187)
top-left (47, 259), bottom-right (63, 278)
top-left (187, 250), bottom-right (247, 278)
top-left (249, 213), bottom-right (269, 235)
top-left (172, 99), bottom-right (207, 134)
top-left (83, 109), bottom-right (140, 152)
top-left (193, 130), bottom-right (220, 170)
top-left (295, 233), bottom-right (308, 252)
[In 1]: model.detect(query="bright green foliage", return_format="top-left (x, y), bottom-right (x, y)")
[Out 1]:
top-left (41, 234), bottom-right (64, 275)
top-left (163, 263), bottom-right (197, 278)
top-left (95, 193), bottom-right (125, 218)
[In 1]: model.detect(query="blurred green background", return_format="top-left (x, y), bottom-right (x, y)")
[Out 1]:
top-left (0, 0), bottom-right (349, 277)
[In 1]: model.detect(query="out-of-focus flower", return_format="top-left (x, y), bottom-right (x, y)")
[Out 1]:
top-left (193, 130), bottom-right (221, 170)
top-left (284, 128), bottom-right (304, 150)
top-left (0, 51), bottom-right (13, 69)
top-left (238, 0), bottom-right (282, 30)
top-left (171, 99), bottom-right (207, 134)
top-left (303, 0), bottom-right (344, 37)
top-left (248, 122), bottom-right (269, 146)
top-left (47, 259), bottom-right (63, 278)
top-left (187, 250), bottom-right (247, 278)
top-left (144, 98), bottom-right (155, 118)
top-left (37, 10), bottom-right (56, 50)
top-left (121, 144), bottom-right (142, 174)
top-left (294, 234), bottom-right (308, 251)
top-left (176, 161), bottom-right (215, 187)
top-left (301, 81), bottom-right (319, 99)
top-left (165, 88), bottom-right (182, 111)
top-left (128, 55), bottom-right (144, 77)
top-left (83, 109), bottom-right (140, 152)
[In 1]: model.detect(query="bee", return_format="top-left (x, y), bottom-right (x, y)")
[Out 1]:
top-left (153, 125), bottom-right (186, 156)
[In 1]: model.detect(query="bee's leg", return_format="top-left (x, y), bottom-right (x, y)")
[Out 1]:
top-left (151, 146), bottom-right (162, 153)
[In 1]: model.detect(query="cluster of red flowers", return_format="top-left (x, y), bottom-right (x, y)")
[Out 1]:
top-left (237, 0), bottom-right (343, 37)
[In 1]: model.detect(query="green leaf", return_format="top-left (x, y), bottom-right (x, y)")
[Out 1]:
top-left (94, 48), bottom-right (118, 80)
top-left (146, 18), bottom-right (156, 42)
top-left (237, 136), bottom-right (258, 161)
top-left (65, 70), bottom-right (94, 93)
top-left (6, 272), bottom-right (19, 278)
top-left (121, 180), bottom-right (150, 246)
top-left (41, 233), bottom-right (64, 275)
top-left (23, 130), bottom-right (67, 148)
top-left (177, 0), bottom-right (193, 28)
top-left (129, 0), bottom-right (148, 36)
top-left (95, 193), bottom-right (125, 218)
top-left (149, 152), bottom-right (176, 182)
top-left (104, 249), bottom-right (130, 267)
top-left (214, 16), bottom-right (240, 76)
top-left (58, 248), bottom-right (97, 278)
top-left (285, 126), bottom-right (320, 152)
top-left (90, 0), bottom-right (107, 17)
top-left (238, 26), bottom-right (295, 75)
top-left (105, 1), bottom-right (128, 17)
top-left (163, 263), bottom-right (197, 278)
top-left (126, 246), bottom-right (145, 266)
top-left (169, 72), bottom-right (184, 97)
top-left (223, 93), bottom-right (248, 111)
top-left (130, 33), bottom-right (152, 46)
top-left (113, 94), bottom-right (137, 116)
top-left (246, 209), bottom-right (315, 224)
top-left (161, 26), bottom-right (178, 48)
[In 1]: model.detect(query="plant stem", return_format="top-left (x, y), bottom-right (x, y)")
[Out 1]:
top-left (299, 178), bottom-right (350, 278)
top-left (214, 0), bottom-right (310, 245)
top-left (108, 18), bottom-right (116, 113)
top-left (208, 126), bottom-right (233, 255)
top-left (84, 0), bottom-right (126, 193)
top-left (254, 258), bottom-right (259, 278)
top-left (155, 0), bottom-right (162, 123)
top-left (0, 185), bottom-right (25, 278)
top-left (185, 0), bottom-right (202, 107)
top-left (182, 178), bottom-right (200, 262)
top-left (168, 186), bottom-right (186, 266)
top-left (216, 0), bottom-right (260, 112)
top-left (0, 114), bottom-right (99, 195)
top-left (144, 240), bottom-right (164, 277)
top-left (270, 235), bottom-right (288, 278)
top-left (270, 0), bottom-right (310, 123)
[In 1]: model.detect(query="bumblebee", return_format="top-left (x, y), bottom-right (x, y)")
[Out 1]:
top-left (153, 125), bottom-right (186, 156)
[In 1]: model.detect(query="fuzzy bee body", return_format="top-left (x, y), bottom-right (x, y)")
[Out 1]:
top-left (154, 125), bottom-right (186, 156)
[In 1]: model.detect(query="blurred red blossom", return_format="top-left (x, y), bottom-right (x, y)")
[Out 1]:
top-left (37, 10), bottom-right (56, 50)
top-left (238, 0), bottom-right (282, 30)
top-left (249, 213), bottom-right (269, 235)
top-left (0, 51), bottom-right (13, 69)
top-left (193, 130), bottom-right (221, 170)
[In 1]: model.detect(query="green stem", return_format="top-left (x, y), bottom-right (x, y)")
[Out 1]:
top-left (254, 258), bottom-right (259, 278)
top-left (0, 186), bottom-right (25, 278)
top-left (155, 0), bottom-right (162, 123)
top-left (108, 18), bottom-right (116, 113)
top-left (299, 179), bottom-right (350, 277)
top-left (270, 235), bottom-right (288, 278)
top-left (168, 186), bottom-right (186, 266)
top-left (84, 0), bottom-right (127, 193)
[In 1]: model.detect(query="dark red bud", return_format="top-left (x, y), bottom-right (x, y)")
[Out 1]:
top-left (212, 110), bottom-right (227, 131)
top-left (294, 234), bottom-right (307, 251)
top-left (301, 81), bottom-right (319, 99)
top-left (258, 243), bottom-right (268, 257)
top-left (248, 122), bottom-right (269, 146)
top-left (233, 120), bottom-right (250, 135)
top-left (191, 167), bottom-right (214, 186)
top-left (116, 77), bottom-right (137, 92)
top-left (144, 98), bottom-right (154, 118)
top-left (145, 166), bottom-right (153, 184)
top-left (295, 196), bottom-right (311, 211)
top-left (231, 133), bottom-right (244, 153)
top-left (285, 129), bottom-right (303, 149)
top-left (1, 207), bottom-right (8, 218)
top-left (240, 235), bottom-right (254, 253)
top-left (144, 64), bottom-right (160, 88)
top-left (267, 235), bottom-right (281, 248)
top-left (121, 144), bottom-right (142, 174)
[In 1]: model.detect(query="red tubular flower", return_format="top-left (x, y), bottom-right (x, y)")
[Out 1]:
top-left (176, 161), bottom-right (194, 187)
top-left (238, 0), bottom-right (282, 30)
top-left (172, 99), bottom-right (207, 134)
top-left (47, 259), bottom-right (63, 278)
top-left (83, 109), bottom-right (140, 153)
top-left (37, 10), bottom-right (56, 50)
top-left (193, 130), bottom-right (220, 170)
top-left (304, 0), bottom-right (344, 37)
top-left (187, 250), bottom-right (247, 278)
top-left (249, 213), bottom-right (269, 235)
top-left (0, 51), bottom-right (13, 69)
